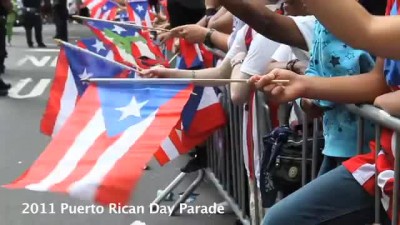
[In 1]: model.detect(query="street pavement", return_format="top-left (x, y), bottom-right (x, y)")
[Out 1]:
top-left (0, 23), bottom-right (237, 225)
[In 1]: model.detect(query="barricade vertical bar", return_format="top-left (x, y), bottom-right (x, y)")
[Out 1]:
top-left (302, 112), bottom-right (309, 186)
top-left (311, 118), bottom-right (319, 180)
top-left (232, 105), bottom-right (240, 201)
top-left (357, 117), bottom-right (365, 155)
top-left (374, 125), bottom-right (381, 225)
top-left (238, 107), bottom-right (246, 215)
top-left (392, 132), bottom-right (400, 225)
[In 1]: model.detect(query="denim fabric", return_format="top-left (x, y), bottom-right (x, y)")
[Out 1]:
top-left (262, 166), bottom-right (391, 225)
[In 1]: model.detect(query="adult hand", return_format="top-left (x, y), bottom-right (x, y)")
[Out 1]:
top-left (248, 68), bottom-right (306, 103)
top-left (157, 31), bottom-right (172, 43)
top-left (139, 66), bottom-right (168, 78)
top-left (170, 24), bottom-right (209, 44)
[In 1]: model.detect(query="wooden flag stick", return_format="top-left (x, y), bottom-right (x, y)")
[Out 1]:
top-left (53, 39), bottom-right (143, 74)
top-left (72, 15), bottom-right (170, 32)
top-left (168, 53), bottom-right (179, 64)
top-left (84, 78), bottom-right (290, 84)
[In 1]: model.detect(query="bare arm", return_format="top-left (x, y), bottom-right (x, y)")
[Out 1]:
top-left (208, 10), bottom-right (233, 34)
top-left (303, 58), bottom-right (390, 103)
top-left (374, 91), bottom-right (400, 117)
top-left (209, 30), bottom-right (229, 52)
top-left (218, 0), bottom-right (308, 50)
top-left (303, 0), bottom-right (400, 59)
top-left (142, 58), bottom-right (232, 86)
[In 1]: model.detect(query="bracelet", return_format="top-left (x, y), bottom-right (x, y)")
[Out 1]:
top-left (191, 70), bottom-right (196, 79)
top-left (286, 59), bottom-right (300, 71)
top-left (204, 28), bottom-right (216, 48)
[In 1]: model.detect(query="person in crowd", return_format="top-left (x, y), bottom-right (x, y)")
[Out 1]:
top-left (166, 0), bottom-right (205, 28)
top-left (247, 0), bottom-right (398, 223)
top-left (0, 0), bottom-right (11, 95)
top-left (53, 0), bottom-right (68, 41)
top-left (21, 0), bottom-right (47, 48)
top-left (5, 0), bottom-right (16, 45)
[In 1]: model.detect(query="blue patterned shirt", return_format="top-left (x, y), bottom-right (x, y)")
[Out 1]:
top-left (305, 21), bottom-right (375, 158)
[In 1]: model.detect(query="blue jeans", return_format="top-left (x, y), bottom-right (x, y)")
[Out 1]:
top-left (262, 166), bottom-right (391, 225)
top-left (318, 156), bottom-right (348, 176)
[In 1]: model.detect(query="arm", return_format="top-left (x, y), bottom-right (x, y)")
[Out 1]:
top-left (374, 91), bottom-right (400, 117)
top-left (207, 7), bottom-right (228, 28)
top-left (303, 0), bottom-right (400, 59)
top-left (250, 58), bottom-right (390, 103)
top-left (207, 10), bottom-right (233, 34)
top-left (141, 58), bottom-right (232, 86)
top-left (218, 0), bottom-right (308, 50)
top-left (303, 58), bottom-right (389, 103)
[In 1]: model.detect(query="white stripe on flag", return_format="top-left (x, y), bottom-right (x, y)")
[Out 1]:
top-left (52, 68), bottom-right (78, 137)
top-left (68, 110), bottom-right (158, 201)
top-left (26, 109), bottom-right (105, 191)
top-left (160, 137), bottom-right (180, 163)
top-left (198, 87), bottom-right (218, 110)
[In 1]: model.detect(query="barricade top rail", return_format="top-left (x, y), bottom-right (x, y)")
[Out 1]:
top-left (346, 104), bottom-right (400, 132)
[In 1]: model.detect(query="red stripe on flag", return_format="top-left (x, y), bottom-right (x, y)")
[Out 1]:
top-left (40, 48), bottom-right (69, 136)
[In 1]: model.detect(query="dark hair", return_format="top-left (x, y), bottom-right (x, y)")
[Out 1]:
top-left (359, 0), bottom-right (387, 15)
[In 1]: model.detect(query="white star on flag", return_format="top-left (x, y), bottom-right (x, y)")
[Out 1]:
top-left (92, 39), bottom-right (106, 53)
top-left (102, 5), bottom-right (108, 10)
top-left (115, 96), bottom-right (148, 121)
top-left (78, 68), bottom-right (93, 84)
top-left (136, 5), bottom-right (144, 12)
top-left (112, 25), bottom-right (126, 34)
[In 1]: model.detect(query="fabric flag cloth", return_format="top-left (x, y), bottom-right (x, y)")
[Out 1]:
top-left (5, 80), bottom-right (194, 205)
top-left (126, 0), bottom-right (153, 27)
top-left (77, 37), bottom-right (114, 60)
top-left (83, 18), bottom-right (165, 68)
top-left (153, 42), bottom-right (226, 165)
top-left (90, 0), bottom-right (119, 20)
top-left (40, 42), bottom-right (131, 137)
top-left (154, 86), bottom-right (226, 165)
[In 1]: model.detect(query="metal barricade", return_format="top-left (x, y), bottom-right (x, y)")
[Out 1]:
top-left (344, 104), bottom-right (400, 225)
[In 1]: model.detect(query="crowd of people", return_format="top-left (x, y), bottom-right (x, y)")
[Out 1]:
top-left (0, 0), bottom-right (70, 95)
top-left (140, 0), bottom-right (400, 224)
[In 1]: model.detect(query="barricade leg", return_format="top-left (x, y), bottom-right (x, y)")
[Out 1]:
top-left (392, 132), bottom-right (400, 225)
top-left (169, 169), bottom-right (205, 216)
top-left (373, 125), bottom-right (382, 225)
top-left (151, 172), bottom-right (188, 207)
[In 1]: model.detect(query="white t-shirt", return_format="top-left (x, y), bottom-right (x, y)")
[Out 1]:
top-left (289, 15), bottom-right (316, 60)
top-left (228, 16), bottom-right (246, 48)
top-left (225, 25), bottom-right (280, 76)
top-left (271, 44), bottom-right (297, 62)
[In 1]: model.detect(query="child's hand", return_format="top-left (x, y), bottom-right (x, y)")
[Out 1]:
top-left (374, 91), bottom-right (400, 117)
top-left (248, 68), bottom-right (306, 103)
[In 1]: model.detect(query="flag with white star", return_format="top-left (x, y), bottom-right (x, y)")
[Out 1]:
top-left (83, 18), bottom-right (160, 67)
top-left (91, 0), bottom-right (119, 20)
top-left (77, 37), bottom-right (114, 61)
top-left (126, 0), bottom-right (153, 27)
top-left (9, 77), bottom-right (194, 206)
top-left (40, 42), bottom-right (133, 137)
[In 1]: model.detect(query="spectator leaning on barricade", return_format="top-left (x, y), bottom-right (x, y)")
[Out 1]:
top-left (218, 0), bottom-right (386, 176)
top-left (247, 0), bottom-right (399, 224)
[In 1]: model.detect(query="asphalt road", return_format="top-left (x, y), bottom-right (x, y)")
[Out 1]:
top-left (0, 23), bottom-right (237, 225)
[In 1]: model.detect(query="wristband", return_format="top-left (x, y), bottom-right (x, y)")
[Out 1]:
top-left (286, 59), bottom-right (300, 72)
top-left (204, 29), bottom-right (216, 48)
top-left (205, 8), bottom-right (218, 16)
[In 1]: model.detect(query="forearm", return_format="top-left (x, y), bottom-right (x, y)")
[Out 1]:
top-left (303, 0), bottom-right (400, 59)
top-left (230, 65), bottom-right (251, 105)
top-left (207, 12), bottom-right (233, 34)
top-left (209, 31), bottom-right (229, 52)
top-left (219, 0), bottom-right (307, 50)
top-left (266, 61), bottom-right (287, 73)
top-left (196, 16), bottom-right (208, 27)
top-left (302, 71), bottom-right (389, 104)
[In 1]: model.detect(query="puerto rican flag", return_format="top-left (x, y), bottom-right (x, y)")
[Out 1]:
top-left (90, 0), bottom-right (119, 20)
top-left (83, 18), bottom-right (160, 67)
top-left (5, 79), bottom-right (193, 205)
top-left (40, 42), bottom-right (132, 137)
top-left (77, 37), bottom-right (114, 60)
top-left (126, 0), bottom-right (153, 27)
top-left (153, 43), bottom-right (225, 165)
